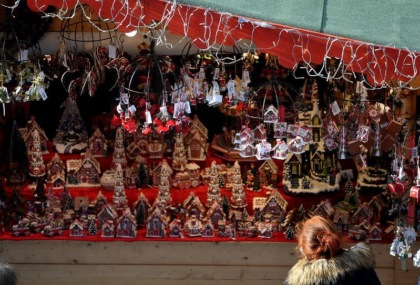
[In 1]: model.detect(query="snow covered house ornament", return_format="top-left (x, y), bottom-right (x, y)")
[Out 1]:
top-left (184, 215), bottom-right (203, 237)
top-left (101, 220), bottom-right (115, 238)
top-left (263, 104), bottom-right (279, 123)
top-left (252, 124), bottom-right (267, 142)
top-left (273, 122), bottom-right (287, 139)
top-left (69, 219), bottom-right (84, 237)
top-left (116, 208), bottom-right (137, 238)
top-left (146, 208), bottom-right (168, 238)
top-left (168, 219), bottom-right (184, 238)
top-left (66, 149), bottom-right (101, 186)
top-left (255, 139), bottom-right (272, 160)
top-left (46, 153), bottom-right (66, 187)
top-left (239, 141), bottom-right (255, 158)
top-left (272, 139), bottom-right (288, 160)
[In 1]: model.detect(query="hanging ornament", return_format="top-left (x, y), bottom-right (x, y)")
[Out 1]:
top-left (272, 139), bottom-right (288, 160)
top-left (356, 125), bottom-right (370, 143)
top-left (338, 125), bottom-right (348, 160)
top-left (255, 139), bottom-right (272, 160)
top-left (373, 124), bottom-right (382, 157)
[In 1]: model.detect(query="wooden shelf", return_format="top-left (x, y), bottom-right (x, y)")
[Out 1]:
top-left (0, 240), bottom-right (405, 285)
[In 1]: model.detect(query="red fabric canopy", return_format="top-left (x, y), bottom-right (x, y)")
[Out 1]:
top-left (27, 0), bottom-right (420, 85)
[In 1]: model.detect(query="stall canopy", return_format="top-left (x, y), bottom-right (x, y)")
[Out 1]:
top-left (25, 0), bottom-right (420, 86)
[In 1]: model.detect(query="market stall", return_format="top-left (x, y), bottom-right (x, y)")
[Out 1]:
top-left (1, 1), bottom-right (420, 284)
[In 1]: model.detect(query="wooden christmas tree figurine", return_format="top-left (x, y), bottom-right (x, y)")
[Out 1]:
top-left (113, 163), bottom-right (128, 209)
top-left (28, 129), bottom-right (46, 181)
top-left (112, 127), bottom-right (127, 169)
top-left (206, 161), bottom-right (222, 207)
top-left (230, 161), bottom-right (247, 209)
top-left (171, 133), bottom-right (188, 171)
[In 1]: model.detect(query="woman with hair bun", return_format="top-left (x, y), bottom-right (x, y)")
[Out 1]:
top-left (284, 216), bottom-right (381, 285)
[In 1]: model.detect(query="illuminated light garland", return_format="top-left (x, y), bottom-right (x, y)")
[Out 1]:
top-left (1, 0), bottom-right (418, 90)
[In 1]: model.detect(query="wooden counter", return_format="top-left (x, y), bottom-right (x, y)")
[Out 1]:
top-left (0, 240), bottom-right (410, 285)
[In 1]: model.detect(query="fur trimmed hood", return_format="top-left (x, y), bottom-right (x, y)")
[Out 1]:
top-left (285, 242), bottom-right (376, 285)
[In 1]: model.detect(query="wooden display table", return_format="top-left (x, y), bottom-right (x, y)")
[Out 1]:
top-left (0, 239), bottom-right (412, 285)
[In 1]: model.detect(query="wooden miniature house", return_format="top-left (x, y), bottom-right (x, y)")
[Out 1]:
top-left (148, 133), bottom-right (164, 159)
top-left (168, 219), bottom-right (184, 238)
top-left (252, 124), bottom-right (266, 142)
top-left (258, 159), bottom-right (279, 187)
top-left (46, 153), bottom-right (66, 183)
top-left (91, 191), bottom-right (108, 214)
top-left (333, 208), bottom-right (350, 232)
top-left (127, 132), bottom-right (149, 159)
top-left (152, 160), bottom-right (173, 187)
top-left (184, 115), bottom-right (209, 161)
top-left (101, 220), bottom-right (115, 238)
top-left (201, 220), bottom-right (215, 237)
top-left (146, 208), bottom-right (168, 238)
top-left (239, 141), bottom-right (255, 158)
top-left (185, 196), bottom-right (206, 220)
top-left (97, 204), bottom-right (118, 229)
top-left (263, 105), bottom-right (279, 123)
top-left (257, 220), bottom-right (273, 238)
top-left (260, 190), bottom-right (288, 220)
top-left (285, 153), bottom-right (302, 178)
top-left (88, 128), bottom-right (108, 157)
top-left (50, 173), bottom-right (66, 188)
top-left (184, 215), bottom-right (203, 237)
top-left (368, 223), bottom-right (382, 240)
top-left (69, 219), bottom-right (85, 237)
top-left (22, 116), bottom-right (49, 154)
top-left (368, 195), bottom-right (386, 222)
top-left (313, 199), bottom-right (335, 219)
top-left (66, 149), bottom-right (101, 186)
top-left (352, 202), bottom-right (375, 225)
top-left (205, 200), bottom-right (226, 230)
top-left (116, 209), bottom-right (137, 238)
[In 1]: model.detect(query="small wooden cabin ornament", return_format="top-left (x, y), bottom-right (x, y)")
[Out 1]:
top-left (184, 115), bottom-right (209, 161)
top-left (66, 149), bottom-right (101, 186)
top-left (263, 105), bottom-right (279, 123)
top-left (69, 219), bottom-right (84, 237)
top-left (88, 128), bottom-right (108, 157)
top-left (116, 208), bottom-right (137, 238)
top-left (101, 220), bottom-right (115, 238)
top-left (146, 208), bottom-right (167, 238)
top-left (184, 215), bottom-right (203, 237)
top-left (22, 116), bottom-right (49, 154)
top-left (168, 219), bottom-right (184, 238)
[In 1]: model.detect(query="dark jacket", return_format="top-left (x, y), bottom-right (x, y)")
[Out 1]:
top-left (284, 242), bottom-right (381, 285)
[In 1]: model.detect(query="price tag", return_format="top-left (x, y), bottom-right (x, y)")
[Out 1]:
top-left (330, 101), bottom-right (340, 116)
top-left (213, 67), bottom-right (220, 80)
top-left (242, 70), bottom-right (250, 85)
top-left (128, 105), bottom-right (136, 113)
top-left (39, 87), bottom-right (48, 101)
top-left (5, 69), bottom-right (12, 81)
top-left (18, 49), bottom-right (28, 62)
top-left (227, 80), bottom-right (236, 96)
top-left (39, 71), bottom-right (45, 80)
top-left (108, 45), bottom-right (117, 59)
top-left (198, 67), bottom-right (205, 80)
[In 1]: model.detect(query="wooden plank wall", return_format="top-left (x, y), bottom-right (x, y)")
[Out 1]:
top-left (0, 240), bottom-right (403, 285)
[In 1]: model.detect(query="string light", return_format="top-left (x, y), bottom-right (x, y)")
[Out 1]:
top-left (5, 0), bottom-right (420, 90)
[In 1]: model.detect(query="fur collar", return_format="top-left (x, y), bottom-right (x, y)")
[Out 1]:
top-left (285, 242), bottom-right (376, 285)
